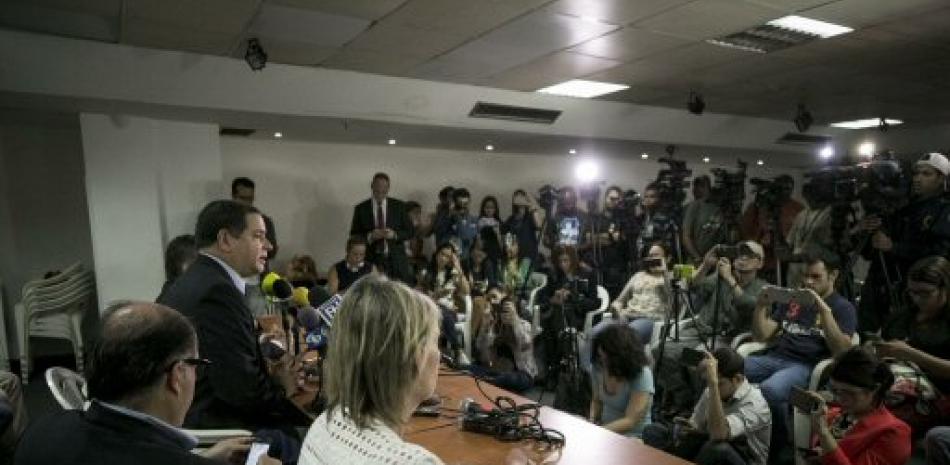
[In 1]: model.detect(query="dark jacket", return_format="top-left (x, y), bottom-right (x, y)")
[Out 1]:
top-left (157, 254), bottom-right (307, 431)
top-left (14, 401), bottom-right (220, 465)
top-left (349, 197), bottom-right (412, 282)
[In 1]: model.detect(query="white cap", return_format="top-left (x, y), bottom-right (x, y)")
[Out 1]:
top-left (917, 152), bottom-right (950, 177)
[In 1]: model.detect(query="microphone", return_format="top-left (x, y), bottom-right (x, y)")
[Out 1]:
top-left (297, 305), bottom-right (323, 332)
top-left (261, 272), bottom-right (293, 300)
top-left (292, 286), bottom-right (310, 308)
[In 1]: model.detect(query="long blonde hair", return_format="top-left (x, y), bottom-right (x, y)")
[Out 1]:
top-left (323, 274), bottom-right (440, 429)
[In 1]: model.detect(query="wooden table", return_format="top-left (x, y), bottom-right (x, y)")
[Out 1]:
top-left (404, 371), bottom-right (694, 465)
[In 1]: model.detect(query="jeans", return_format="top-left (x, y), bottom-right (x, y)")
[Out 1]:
top-left (928, 427), bottom-right (950, 465)
top-left (642, 423), bottom-right (748, 465)
top-left (464, 364), bottom-right (534, 393)
top-left (744, 353), bottom-right (812, 457)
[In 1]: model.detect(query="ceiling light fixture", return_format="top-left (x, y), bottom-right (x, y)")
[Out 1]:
top-left (245, 38), bottom-right (268, 71)
top-left (575, 159), bottom-right (600, 183)
top-left (569, 149), bottom-right (577, 155)
top-left (273, 132), bottom-right (282, 139)
top-left (388, 138), bottom-right (397, 145)
top-left (687, 91), bottom-right (706, 115)
top-left (641, 153), bottom-right (649, 160)
top-left (794, 103), bottom-right (813, 133)
top-left (819, 146), bottom-right (834, 159)
top-left (485, 144), bottom-right (495, 151)
top-left (537, 79), bottom-right (629, 99)
top-left (702, 156), bottom-right (710, 163)
top-left (757, 159), bottom-right (765, 166)
top-left (831, 118), bottom-right (903, 129)
top-left (858, 142), bottom-right (875, 158)
top-left (767, 15), bottom-right (853, 39)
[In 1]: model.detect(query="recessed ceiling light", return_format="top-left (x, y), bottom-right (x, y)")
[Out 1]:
top-left (388, 138), bottom-right (396, 145)
top-left (702, 156), bottom-right (710, 163)
top-left (485, 144), bottom-right (494, 151)
top-left (569, 149), bottom-right (577, 155)
top-left (641, 153), bottom-right (649, 160)
top-left (273, 132), bottom-right (282, 138)
top-left (820, 146), bottom-right (834, 159)
top-left (858, 142), bottom-right (875, 158)
top-left (831, 118), bottom-right (904, 129)
top-left (767, 15), bottom-right (853, 39)
top-left (537, 79), bottom-right (629, 99)
top-left (757, 159), bottom-right (765, 166)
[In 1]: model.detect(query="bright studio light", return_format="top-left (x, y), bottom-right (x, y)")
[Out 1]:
top-left (575, 159), bottom-right (600, 183)
top-left (858, 142), bottom-right (875, 158)
top-left (819, 146), bottom-right (834, 159)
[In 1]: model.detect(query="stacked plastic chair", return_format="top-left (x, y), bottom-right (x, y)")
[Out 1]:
top-left (14, 262), bottom-right (95, 383)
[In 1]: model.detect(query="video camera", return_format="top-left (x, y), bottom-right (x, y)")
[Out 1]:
top-left (655, 157), bottom-right (692, 217)
top-left (802, 157), bottom-right (907, 217)
top-left (749, 176), bottom-right (789, 210)
top-left (709, 161), bottom-right (748, 219)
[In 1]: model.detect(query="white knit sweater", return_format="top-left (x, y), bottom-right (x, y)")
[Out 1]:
top-left (298, 410), bottom-right (444, 465)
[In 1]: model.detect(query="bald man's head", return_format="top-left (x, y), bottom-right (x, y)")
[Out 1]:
top-left (86, 301), bottom-right (196, 403)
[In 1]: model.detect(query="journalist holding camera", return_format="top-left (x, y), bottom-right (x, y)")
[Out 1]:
top-left (793, 347), bottom-right (910, 465)
top-left (654, 241), bottom-right (767, 417)
top-left (857, 152), bottom-right (950, 333)
top-left (644, 348), bottom-right (772, 465)
top-left (746, 248), bottom-right (857, 460)
top-left (469, 287), bottom-right (537, 393)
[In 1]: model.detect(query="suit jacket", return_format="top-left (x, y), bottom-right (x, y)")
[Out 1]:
top-left (157, 255), bottom-right (307, 431)
top-left (350, 197), bottom-right (412, 282)
top-left (14, 401), bottom-right (219, 465)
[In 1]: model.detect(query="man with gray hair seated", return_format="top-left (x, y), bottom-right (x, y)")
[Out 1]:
top-left (14, 301), bottom-right (278, 465)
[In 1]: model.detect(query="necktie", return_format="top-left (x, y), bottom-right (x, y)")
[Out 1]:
top-left (376, 202), bottom-right (385, 230)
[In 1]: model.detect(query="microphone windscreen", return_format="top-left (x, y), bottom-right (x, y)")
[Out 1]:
top-left (297, 305), bottom-right (323, 331)
top-left (272, 278), bottom-right (293, 300)
top-left (261, 272), bottom-right (280, 295)
top-left (292, 287), bottom-right (310, 307)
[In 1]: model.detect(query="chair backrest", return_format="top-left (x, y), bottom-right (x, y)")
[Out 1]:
top-left (20, 262), bottom-right (83, 299)
top-left (45, 367), bottom-right (88, 410)
top-left (23, 271), bottom-right (95, 315)
top-left (596, 285), bottom-right (609, 311)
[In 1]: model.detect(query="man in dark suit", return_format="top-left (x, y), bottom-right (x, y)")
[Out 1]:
top-left (14, 301), bottom-right (277, 465)
top-left (349, 172), bottom-right (413, 283)
top-left (158, 200), bottom-right (308, 432)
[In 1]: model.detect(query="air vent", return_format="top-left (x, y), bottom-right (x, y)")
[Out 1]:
top-left (219, 127), bottom-right (256, 137)
top-left (469, 102), bottom-right (561, 124)
top-left (775, 132), bottom-right (833, 146)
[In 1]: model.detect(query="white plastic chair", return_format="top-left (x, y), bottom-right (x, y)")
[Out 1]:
top-left (45, 366), bottom-right (252, 447)
top-left (581, 286), bottom-right (610, 340)
top-left (15, 267), bottom-right (95, 382)
top-left (0, 278), bottom-right (9, 371)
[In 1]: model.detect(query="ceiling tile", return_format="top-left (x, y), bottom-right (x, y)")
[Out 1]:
top-left (412, 11), bottom-right (618, 81)
top-left (599, 86), bottom-right (677, 103)
top-left (332, 23), bottom-right (469, 57)
top-left (391, 0), bottom-right (552, 36)
top-left (17, 0), bottom-right (120, 17)
top-left (632, 0), bottom-right (784, 41)
top-left (543, 0), bottom-right (694, 25)
top-left (568, 27), bottom-right (692, 61)
top-left (638, 42), bottom-right (752, 70)
top-left (124, 18), bottom-right (236, 55)
top-left (0, 3), bottom-right (117, 42)
top-left (125, 0), bottom-right (258, 35)
top-left (264, 0), bottom-right (408, 21)
top-left (483, 51), bottom-right (623, 91)
top-left (803, 0), bottom-right (948, 28)
top-left (248, 3), bottom-right (370, 46)
top-left (698, 56), bottom-right (799, 88)
top-left (742, 0), bottom-right (843, 14)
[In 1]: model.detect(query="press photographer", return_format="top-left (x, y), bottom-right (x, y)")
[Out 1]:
top-left (638, 156), bottom-right (691, 261)
top-left (708, 161), bottom-right (749, 245)
top-left (544, 186), bottom-right (590, 250)
top-left (785, 180), bottom-right (835, 288)
top-left (857, 152), bottom-right (950, 333)
top-left (740, 175), bottom-right (803, 284)
top-left (469, 288), bottom-right (538, 393)
top-left (587, 186), bottom-right (636, 297)
top-left (683, 175), bottom-right (721, 263)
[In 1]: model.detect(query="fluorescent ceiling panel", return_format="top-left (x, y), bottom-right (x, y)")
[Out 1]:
top-left (830, 118), bottom-right (903, 129)
top-left (766, 15), bottom-right (853, 38)
top-left (537, 79), bottom-right (629, 98)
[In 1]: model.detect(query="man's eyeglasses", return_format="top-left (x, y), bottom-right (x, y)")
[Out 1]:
top-left (166, 357), bottom-right (211, 372)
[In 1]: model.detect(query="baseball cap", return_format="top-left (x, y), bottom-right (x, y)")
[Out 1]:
top-left (916, 153), bottom-right (950, 177)
top-left (738, 241), bottom-right (765, 260)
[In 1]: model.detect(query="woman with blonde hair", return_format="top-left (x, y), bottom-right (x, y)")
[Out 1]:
top-left (298, 275), bottom-right (444, 465)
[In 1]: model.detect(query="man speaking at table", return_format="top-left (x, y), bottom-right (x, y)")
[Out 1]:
top-left (158, 200), bottom-right (309, 435)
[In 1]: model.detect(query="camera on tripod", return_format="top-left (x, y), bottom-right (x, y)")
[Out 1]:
top-left (803, 157), bottom-right (907, 217)
top-left (709, 161), bottom-right (748, 214)
top-left (749, 177), bottom-right (786, 209)
top-left (655, 157), bottom-right (692, 216)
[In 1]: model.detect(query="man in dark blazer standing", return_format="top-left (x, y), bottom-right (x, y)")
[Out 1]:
top-left (350, 172), bottom-right (413, 283)
top-left (157, 200), bottom-right (307, 433)
top-left (14, 301), bottom-right (278, 465)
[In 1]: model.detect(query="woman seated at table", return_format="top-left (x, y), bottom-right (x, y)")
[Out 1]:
top-left (800, 346), bottom-right (911, 465)
top-left (299, 275), bottom-right (444, 465)
top-left (327, 237), bottom-right (375, 295)
top-left (588, 323), bottom-right (654, 439)
top-left (609, 242), bottom-right (671, 343)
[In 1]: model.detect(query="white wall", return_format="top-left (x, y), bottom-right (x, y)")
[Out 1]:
top-left (80, 114), bottom-right (223, 309)
top-left (0, 117), bottom-right (94, 358)
top-left (222, 138), bottom-right (792, 273)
